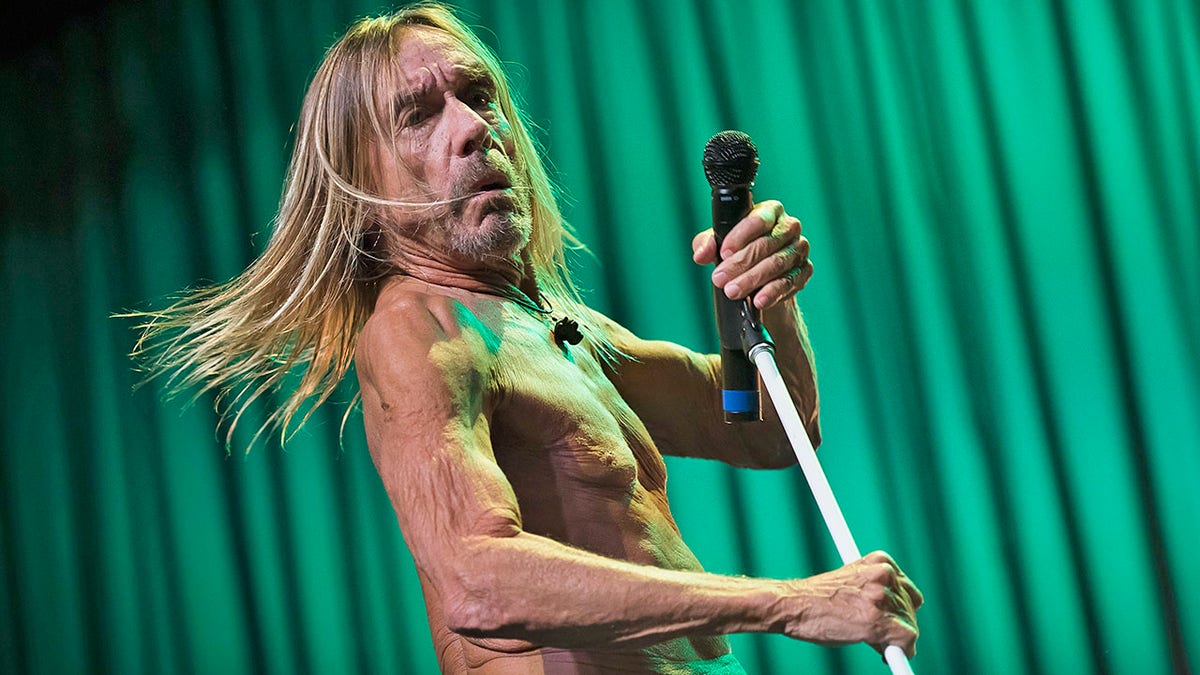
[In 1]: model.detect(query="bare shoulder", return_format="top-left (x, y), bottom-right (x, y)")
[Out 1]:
top-left (359, 279), bottom-right (489, 369)
top-left (355, 279), bottom-right (503, 422)
top-left (360, 281), bottom-right (456, 356)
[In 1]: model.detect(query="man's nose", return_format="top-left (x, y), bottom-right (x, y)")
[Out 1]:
top-left (446, 95), bottom-right (492, 157)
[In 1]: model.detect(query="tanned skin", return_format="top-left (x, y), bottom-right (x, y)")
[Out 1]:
top-left (356, 26), bottom-right (922, 674)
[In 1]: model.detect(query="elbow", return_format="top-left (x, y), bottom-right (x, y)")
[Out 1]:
top-left (444, 595), bottom-right (542, 653)
top-left (441, 534), bottom-right (521, 637)
top-left (444, 584), bottom-right (540, 651)
top-left (444, 591), bottom-right (501, 637)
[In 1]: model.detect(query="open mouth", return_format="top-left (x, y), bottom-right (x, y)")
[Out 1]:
top-left (469, 168), bottom-right (513, 196)
top-left (476, 179), bottom-right (511, 194)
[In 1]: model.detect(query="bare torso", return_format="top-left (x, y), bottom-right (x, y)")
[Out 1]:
top-left (369, 278), bottom-right (736, 673)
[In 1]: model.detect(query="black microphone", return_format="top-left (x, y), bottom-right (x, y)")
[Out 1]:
top-left (703, 130), bottom-right (761, 422)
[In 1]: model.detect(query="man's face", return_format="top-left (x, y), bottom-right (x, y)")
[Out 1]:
top-left (376, 27), bottom-right (532, 263)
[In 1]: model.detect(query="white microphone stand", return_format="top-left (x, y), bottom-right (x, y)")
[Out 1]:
top-left (738, 306), bottom-right (915, 675)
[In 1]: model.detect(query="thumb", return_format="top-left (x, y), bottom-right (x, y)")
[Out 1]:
top-left (692, 229), bottom-right (717, 264)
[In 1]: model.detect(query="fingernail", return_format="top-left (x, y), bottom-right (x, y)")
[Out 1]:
top-left (712, 270), bottom-right (728, 286)
top-left (725, 282), bottom-right (741, 298)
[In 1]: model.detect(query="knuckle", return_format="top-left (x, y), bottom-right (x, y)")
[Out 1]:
top-left (754, 204), bottom-right (779, 228)
top-left (772, 249), bottom-right (793, 273)
top-left (784, 216), bottom-right (802, 237)
top-left (870, 563), bottom-right (894, 584)
top-left (727, 250), bottom-right (757, 275)
top-left (881, 564), bottom-right (898, 584)
top-left (867, 551), bottom-right (896, 572)
top-left (797, 235), bottom-right (810, 255)
top-left (724, 246), bottom-right (750, 271)
top-left (751, 236), bottom-right (775, 258)
top-left (864, 583), bottom-right (887, 605)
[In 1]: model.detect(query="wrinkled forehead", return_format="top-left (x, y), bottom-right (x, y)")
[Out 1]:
top-left (388, 26), bottom-right (493, 100)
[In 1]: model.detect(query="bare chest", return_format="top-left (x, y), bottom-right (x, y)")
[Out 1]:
top-left (433, 296), bottom-right (693, 564)
top-left (487, 321), bottom-right (667, 493)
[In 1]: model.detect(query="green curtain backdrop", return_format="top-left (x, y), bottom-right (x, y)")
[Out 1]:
top-left (2, 0), bottom-right (1197, 673)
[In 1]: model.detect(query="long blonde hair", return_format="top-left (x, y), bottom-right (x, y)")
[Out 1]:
top-left (130, 3), bottom-right (599, 451)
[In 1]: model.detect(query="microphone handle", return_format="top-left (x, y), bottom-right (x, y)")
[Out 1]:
top-left (711, 185), bottom-right (761, 422)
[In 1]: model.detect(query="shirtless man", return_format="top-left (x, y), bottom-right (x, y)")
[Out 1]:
top-left (352, 9), bottom-right (922, 674)
top-left (138, 5), bottom-right (922, 673)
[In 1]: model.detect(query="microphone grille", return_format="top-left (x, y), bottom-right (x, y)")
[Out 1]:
top-left (703, 130), bottom-right (759, 187)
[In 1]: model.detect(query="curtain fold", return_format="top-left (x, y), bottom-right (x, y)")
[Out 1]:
top-left (2, 1), bottom-right (1197, 673)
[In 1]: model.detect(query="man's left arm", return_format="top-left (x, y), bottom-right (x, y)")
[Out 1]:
top-left (600, 200), bottom-right (819, 469)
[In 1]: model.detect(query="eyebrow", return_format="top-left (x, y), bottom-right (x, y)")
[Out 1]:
top-left (392, 62), bottom-right (495, 108)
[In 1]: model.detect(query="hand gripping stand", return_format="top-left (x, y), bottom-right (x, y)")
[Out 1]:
top-left (737, 302), bottom-right (915, 675)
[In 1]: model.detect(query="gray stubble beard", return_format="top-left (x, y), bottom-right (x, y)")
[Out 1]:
top-left (445, 205), bottom-right (532, 262)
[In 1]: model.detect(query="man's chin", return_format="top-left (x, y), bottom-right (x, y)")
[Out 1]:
top-left (449, 210), bottom-right (531, 261)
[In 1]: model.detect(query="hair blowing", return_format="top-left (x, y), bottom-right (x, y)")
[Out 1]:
top-left (129, 3), bottom-right (602, 451)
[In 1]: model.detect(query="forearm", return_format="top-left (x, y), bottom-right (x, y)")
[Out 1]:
top-left (759, 297), bottom-right (820, 444)
top-left (700, 298), bottom-right (819, 467)
top-left (593, 302), bottom-right (818, 468)
top-left (444, 530), bottom-right (786, 648)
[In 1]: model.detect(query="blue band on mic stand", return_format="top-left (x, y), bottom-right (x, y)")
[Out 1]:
top-left (722, 389), bottom-right (758, 413)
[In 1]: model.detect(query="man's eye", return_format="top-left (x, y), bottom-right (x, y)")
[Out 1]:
top-left (399, 107), bottom-right (432, 128)
top-left (468, 88), bottom-right (495, 109)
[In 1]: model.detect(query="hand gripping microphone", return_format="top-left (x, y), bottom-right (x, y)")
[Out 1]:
top-left (705, 133), bottom-right (917, 675)
top-left (704, 131), bottom-right (762, 422)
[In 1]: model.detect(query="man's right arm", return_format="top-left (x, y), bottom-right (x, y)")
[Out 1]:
top-left (355, 295), bottom-right (921, 656)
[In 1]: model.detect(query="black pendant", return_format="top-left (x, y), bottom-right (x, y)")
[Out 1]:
top-left (553, 316), bottom-right (583, 347)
